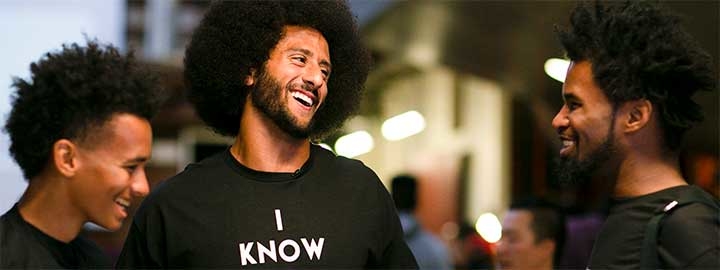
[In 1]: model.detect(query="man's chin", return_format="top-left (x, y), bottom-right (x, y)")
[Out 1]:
top-left (555, 156), bottom-right (593, 186)
top-left (282, 123), bottom-right (312, 139)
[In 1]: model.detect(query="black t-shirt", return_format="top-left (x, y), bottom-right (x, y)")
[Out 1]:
top-left (0, 205), bottom-right (111, 268)
top-left (588, 185), bottom-right (720, 269)
top-left (117, 145), bottom-right (418, 268)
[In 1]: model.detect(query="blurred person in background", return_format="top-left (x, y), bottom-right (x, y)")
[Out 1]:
top-left (496, 199), bottom-right (565, 270)
top-left (452, 221), bottom-right (495, 270)
top-left (0, 41), bottom-right (164, 268)
top-left (392, 174), bottom-right (452, 270)
top-left (553, 1), bottom-right (719, 268)
top-left (117, 1), bottom-right (417, 268)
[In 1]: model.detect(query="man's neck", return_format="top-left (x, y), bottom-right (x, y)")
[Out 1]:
top-left (613, 152), bottom-right (686, 197)
top-left (232, 104), bottom-right (311, 173)
top-left (18, 175), bottom-right (85, 243)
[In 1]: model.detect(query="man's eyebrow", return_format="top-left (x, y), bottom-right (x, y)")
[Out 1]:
top-left (562, 93), bottom-right (578, 102)
top-left (125, 157), bottom-right (149, 164)
top-left (288, 47), bottom-right (332, 70)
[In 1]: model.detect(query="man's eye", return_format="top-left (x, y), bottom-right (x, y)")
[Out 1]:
top-left (292, 56), bottom-right (306, 64)
top-left (125, 165), bottom-right (138, 173)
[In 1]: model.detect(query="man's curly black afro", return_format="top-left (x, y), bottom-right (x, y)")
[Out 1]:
top-left (5, 41), bottom-right (165, 180)
top-left (555, 1), bottom-right (716, 151)
top-left (184, 0), bottom-right (371, 139)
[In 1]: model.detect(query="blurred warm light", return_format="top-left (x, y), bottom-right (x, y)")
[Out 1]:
top-left (544, 58), bottom-right (570, 83)
top-left (316, 143), bottom-right (333, 152)
top-left (381, 110), bottom-right (426, 141)
top-left (475, 212), bottom-right (502, 243)
top-left (334, 131), bottom-right (374, 158)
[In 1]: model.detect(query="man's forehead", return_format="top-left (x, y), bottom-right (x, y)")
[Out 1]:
top-left (504, 210), bottom-right (534, 225)
top-left (280, 25), bottom-right (327, 43)
top-left (562, 61), bottom-right (608, 100)
top-left (277, 26), bottom-right (329, 54)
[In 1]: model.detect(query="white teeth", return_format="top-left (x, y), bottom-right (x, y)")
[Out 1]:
top-left (115, 198), bottom-right (130, 208)
top-left (562, 141), bottom-right (574, 147)
top-left (291, 91), bottom-right (314, 106)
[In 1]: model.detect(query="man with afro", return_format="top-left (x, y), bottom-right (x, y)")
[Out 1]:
top-left (117, 1), bottom-right (417, 268)
top-left (552, 1), bottom-right (719, 269)
top-left (0, 41), bottom-right (164, 268)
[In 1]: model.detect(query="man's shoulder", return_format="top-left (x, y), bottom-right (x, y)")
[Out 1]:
top-left (312, 144), bottom-right (374, 175)
top-left (0, 209), bottom-right (13, 228)
top-left (661, 186), bottom-right (718, 224)
top-left (658, 187), bottom-right (719, 266)
top-left (0, 207), bottom-right (26, 243)
top-left (134, 150), bottom-right (232, 217)
top-left (151, 150), bottom-right (231, 193)
top-left (0, 213), bottom-right (57, 268)
top-left (71, 236), bottom-right (112, 267)
top-left (662, 192), bottom-right (719, 231)
top-left (309, 144), bottom-right (386, 193)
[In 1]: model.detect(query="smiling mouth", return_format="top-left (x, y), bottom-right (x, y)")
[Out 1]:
top-left (291, 90), bottom-right (315, 107)
top-left (115, 198), bottom-right (130, 212)
top-left (559, 136), bottom-right (576, 156)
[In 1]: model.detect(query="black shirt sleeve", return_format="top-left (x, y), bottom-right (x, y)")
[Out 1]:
top-left (116, 220), bottom-right (163, 268)
top-left (376, 200), bottom-right (418, 268)
top-left (365, 171), bottom-right (418, 269)
top-left (116, 192), bottom-right (170, 269)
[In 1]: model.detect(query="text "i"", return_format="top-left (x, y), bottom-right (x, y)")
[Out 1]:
top-left (275, 209), bottom-right (283, 231)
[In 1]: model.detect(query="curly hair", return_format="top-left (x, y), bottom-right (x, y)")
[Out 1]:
top-left (555, 1), bottom-right (716, 150)
top-left (184, 0), bottom-right (371, 139)
top-left (5, 41), bottom-right (165, 180)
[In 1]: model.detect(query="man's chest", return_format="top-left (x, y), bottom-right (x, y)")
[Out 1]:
top-left (159, 189), bottom-right (383, 267)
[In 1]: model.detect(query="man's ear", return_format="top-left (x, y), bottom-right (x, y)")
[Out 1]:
top-left (623, 99), bottom-right (653, 133)
top-left (244, 68), bottom-right (257, 86)
top-left (53, 139), bottom-right (79, 177)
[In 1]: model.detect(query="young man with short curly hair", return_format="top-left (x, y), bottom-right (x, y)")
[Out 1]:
top-left (117, 1), bottom-right (417, 268)
top-left (0, 41), bottom-right (164, 268)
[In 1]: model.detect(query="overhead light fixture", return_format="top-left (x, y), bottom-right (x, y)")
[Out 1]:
top-left (334, 131), bottom-right (374, 158)
top-left (381, 110), bottom-right (426, 141)
top-left (475, 212), bottom-right (502, 243)
top-left (544, 58), bottom-right (570, 83)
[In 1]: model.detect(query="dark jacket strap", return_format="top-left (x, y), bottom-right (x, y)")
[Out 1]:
top-left (640, 188), bottom-right (720, 269)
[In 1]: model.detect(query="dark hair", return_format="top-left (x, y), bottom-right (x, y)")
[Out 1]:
top-left (510, 199), bottom-right (566, 266)
top-left (556, 1), bottom-right (716, 150)
top-left (5, 41), bottom-right (165, 180)
top-left (185, 0), bottom-right (371, 139)
top-left (391, 174), bottom-right (417, 211)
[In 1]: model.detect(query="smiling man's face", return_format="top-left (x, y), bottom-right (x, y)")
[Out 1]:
top-left (250, 25), bottom-right (331, 139)
top-left (552, 61), bottom-right (617, 184)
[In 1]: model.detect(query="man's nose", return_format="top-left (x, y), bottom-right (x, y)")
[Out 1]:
top-left (552, 105), bottom-right (569, 131)
top-left (131, 168), bottom-right (150, 198)
top-left (302, 64), bottom-right (325, 90)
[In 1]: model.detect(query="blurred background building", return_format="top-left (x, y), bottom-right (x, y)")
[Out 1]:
top-left (1, 0), bottom-right (717, 267)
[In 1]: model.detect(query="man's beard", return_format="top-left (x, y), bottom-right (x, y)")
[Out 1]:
top-left (250, 70), bottom-right (315, 139)
top-left (555, 129), bottom-right (617, 186)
